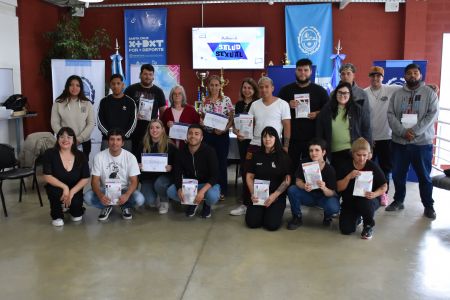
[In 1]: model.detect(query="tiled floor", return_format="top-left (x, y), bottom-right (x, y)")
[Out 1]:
top-left (1, 173), bottom-right (450, 300)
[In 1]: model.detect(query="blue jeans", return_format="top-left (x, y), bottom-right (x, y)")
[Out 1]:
top-left (140, 175), bottom-right (172, 205)
top-left (391, 142), bottom-right (434, 207)
top-left (287, 185), bottom-right (340, 218)
top-left (167, 183), bottom-right (221, 206)
top-left (84, 188), bottom-right (145, 209)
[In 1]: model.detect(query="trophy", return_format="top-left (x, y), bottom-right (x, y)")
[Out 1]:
top-left (195, 71), bottom-right (209, 111)
top-left (219, 68), bottom-right (229, 98)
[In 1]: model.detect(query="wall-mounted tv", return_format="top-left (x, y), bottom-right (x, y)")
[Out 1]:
top-left (192, 27), bottom-right (265, 70)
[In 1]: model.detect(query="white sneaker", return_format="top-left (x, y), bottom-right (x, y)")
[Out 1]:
top-left (230, 204), bottom-right (247, 216)
top-left (52, 218), bottom-right (64, 227)
top-left (159, 202), bottom-right (169, 214)
top-left (71, 215), bottom-right (83, 222)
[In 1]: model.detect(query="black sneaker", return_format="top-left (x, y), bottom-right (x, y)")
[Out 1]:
top-left (201, 203), bottom-right (212, 218)
top-left (185, 205), bottom-right (198, 217)
top-left (322, 217), bottom-right (332, 227)
top-left (121, 207), bottom-right (133, 220)
top-left (424, 206), bottom-right (436, 219)
top-left (287, 215), bottom-right (302, 230)
top-left (361, 225), bottom-right (373, 240)
top-left (98, 206), bottom-right (113, 221)
top-left (385, 201), bottom-right (405, 211)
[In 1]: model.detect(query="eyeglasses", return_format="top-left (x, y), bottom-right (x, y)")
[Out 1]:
top-left (337, 91), bottom-right (350, 97)
top-left (59, 135), bottom-right (74, 140)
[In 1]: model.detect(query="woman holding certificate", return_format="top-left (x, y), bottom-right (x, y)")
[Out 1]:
top-left (245, 126), bottom-right (291, 231)
top-left (43, 127), bottom-right (90, 227)
top-left (161, 85), bottom-right (200, 149)
top-left (336, 138), bottom-right (387, 239)
top-left (137, 119), bottom-right (177, 214)
top-left (199, 75), bottom-right (234, 200)
top-left (316, 82), bottom-right (371, 171)
top-left (230, 78), bottom-right (260, 216)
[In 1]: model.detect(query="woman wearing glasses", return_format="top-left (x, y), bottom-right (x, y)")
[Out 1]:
top-left (316, 82), bottom-right (372, 170)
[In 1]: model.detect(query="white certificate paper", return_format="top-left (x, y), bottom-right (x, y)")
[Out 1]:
top-left (182, 179), bottom-right (198, 205)
top-left (234, 113), bottom-right (254, 140)
top-left (138, 97), bottom-right (154, 121)
top-left (141, 153), bottom-right (168, 172)
top-left (353, 171), bottom-right (373, 197)
top-left (295, 93), bottom-right (310, 118)
top-left (302, 161), bottom-right (322, 190)
top-left (169, 122), bottom-right (189, 140)
top-left (203, 112), bottom-right (228, 131)
top-left (254, 179), bottom-right (270, 206)
top-left (401, 113), bottom-right (418, 129)
top-left (105, 178), bottom-right (121, 205)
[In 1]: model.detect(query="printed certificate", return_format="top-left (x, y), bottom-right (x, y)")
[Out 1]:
top-left (302, 161), bottom-right (322, 190)
top-left (353, 171), bottom-right (373, 197)
top-left (295, 93), bottom-right (310, 118)
top-left (105, 178), bottom-right (121, 205)
top-left (254, 179), bottom-right (270, 206)
top-left (182, 179), bottom-right (198, 205)
top-left (138, 98), bottom-right (154, 121)
top-left (169, 122), bottom-right (190, 140)
top-left (203, 112), bottom-right (228, 131)
top-left (234, 113), bottom-right (254, 140)
top-left (141, 153), bottom-right (168, 172)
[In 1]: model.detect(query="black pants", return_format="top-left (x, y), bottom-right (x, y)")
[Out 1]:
top-left (204, 131), bottom-right (230, 196)
top-left (81, 140), bottom-right (91, 160)
top-left (339, 197), bottom-right (380, 235)
top-left (288, 140), bottom-right (309, 176)
top-left (131, 120), bottom-right (149, 155)
top-left (372, 139), bottom-right (392, 191)
top-left (245, 194), bottom-right (286, 231)
top-left (46, 185), bottom-right (84, 220)
top-left (330, 149), bottom-right (352, 171)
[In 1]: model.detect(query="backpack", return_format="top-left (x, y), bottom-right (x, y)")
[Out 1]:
top-left (2, 94), bottom-right (27, 111)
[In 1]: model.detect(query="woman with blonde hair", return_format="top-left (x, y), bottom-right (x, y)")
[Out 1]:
top-left (136, 119), bottom-right (178, 214)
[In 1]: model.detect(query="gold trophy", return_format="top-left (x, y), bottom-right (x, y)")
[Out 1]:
top-left (195, 71), bottom-right (209, 111)
top-left (219, 68), bottom-right (229, 98)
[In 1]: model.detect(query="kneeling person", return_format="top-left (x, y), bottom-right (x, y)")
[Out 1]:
top-left (287, 138), bottom-right (340, 229)
top-left (84, 129), bottom-right (144, 221)
top-left (167, 124), bottom-right (220, 218)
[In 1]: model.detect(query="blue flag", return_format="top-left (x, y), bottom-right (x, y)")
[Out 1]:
top-left (285, 4), bottom-right (333, 81)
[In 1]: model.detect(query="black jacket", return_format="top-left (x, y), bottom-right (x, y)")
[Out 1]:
top-left (174, 143), bottom-right (219, 189)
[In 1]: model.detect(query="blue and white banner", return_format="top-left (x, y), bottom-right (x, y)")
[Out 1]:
top-left (285, 4), bottom-right (333, 82)
top-left (51, 59), bottom-right (105, 161)
top-left (124, 8), bottom-right (167, 85)
top-left (374, 60), bottom-right (428, 86)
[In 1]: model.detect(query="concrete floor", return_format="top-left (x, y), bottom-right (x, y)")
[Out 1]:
top-left (1, 171), bottom-right (450, 300)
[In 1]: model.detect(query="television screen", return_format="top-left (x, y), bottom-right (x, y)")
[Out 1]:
top-left (192, 27), bottom-right (265, 70)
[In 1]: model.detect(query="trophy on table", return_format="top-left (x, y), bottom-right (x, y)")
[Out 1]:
top-left (219, 68), bottom-right (229, 98)
top-left (195, 71), bottom-right (209, 111)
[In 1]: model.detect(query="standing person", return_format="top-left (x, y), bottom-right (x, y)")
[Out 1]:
top-left (245, 126), bottom-right (291, 231)
top-left (51, 75), bottom-right (95, 159)
top-left (167, 124), bottom-right (220, 218)
top-left (316, 81), bottom-right (371, 171)
top-left (124, 64), bottom-right (166, 155)
top-left (160, 85), bottom-right (200, 149)
top-left (339, 63), bottom-right (371, 118)
top-left (84, 129), bottom-right (145, 221)
top-left (386, 63), bottom-right (439, 219)
top-left (199, 75), bottom-right (234, 200)
top-left (98, 74), bottom-right (137, 152)
top-left (286, 138), bottom-right (340, 229)
top-left (229, 78), bottom-right (259, 216)
top-left (364, 66), bottom-right (401, 205)
top-left (278, 58), bottom-right (329, 173)
top-left (43, 127), bottom-right (90, 227)
top-left (337, 138), bottom-right (387, 239)
top-left (137, 119), bottom-right (177, 214)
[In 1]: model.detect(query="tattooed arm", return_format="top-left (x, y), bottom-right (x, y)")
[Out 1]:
top-left (265, 175), bottom-right (291, 207)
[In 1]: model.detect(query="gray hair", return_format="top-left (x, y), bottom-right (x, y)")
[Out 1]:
top-left (339, 63), bottom-right (356, 74)
top-left (168, 85), bottom-right (187, 107)
top-left (258, 76), bottom-right (274, 87)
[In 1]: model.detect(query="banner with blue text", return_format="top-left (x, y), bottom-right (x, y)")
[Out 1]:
top-left (285, 4), bottom-right (333, 82)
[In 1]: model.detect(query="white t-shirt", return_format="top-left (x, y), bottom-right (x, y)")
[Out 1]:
top-left (92, 148), bottom-right (141, 190)
top-left (364, 84), bottom-right (402, 141)
top-left (248, 98), bottom-right (291, 146)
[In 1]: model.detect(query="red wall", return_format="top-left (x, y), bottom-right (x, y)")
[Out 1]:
top-left (17, 1), bottom-right (449, 135)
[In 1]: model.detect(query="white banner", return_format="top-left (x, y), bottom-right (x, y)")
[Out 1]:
top-left (51, 59), bottom-right (105, 162)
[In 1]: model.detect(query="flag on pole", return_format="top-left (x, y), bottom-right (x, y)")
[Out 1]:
top-left (327, 40), bottom-right (346, 94)
top-left (111, 38), bottom-right (125, 82)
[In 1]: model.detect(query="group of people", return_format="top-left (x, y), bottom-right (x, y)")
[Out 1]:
top-left (44, 60), bottom-right (439, 240)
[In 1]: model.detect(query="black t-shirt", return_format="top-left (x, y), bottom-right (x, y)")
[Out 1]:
top-left (43, 148), bottom-right (90, 189)
top-left (277, 82), bottom-right (329, 142)
top-left (295, 160), bottom-right (336, 197)
top-left (336, 159), bottom-right (386, 203)
top-left (248, 151), bottom-right (291, 194)
top-left (234, 100), bottom-right (255, 115)
top-left (124, 83), bottom-right (166, 120)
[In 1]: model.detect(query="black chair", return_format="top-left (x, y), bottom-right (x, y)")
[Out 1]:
top-left (0, 143), bottom-right (43, 217)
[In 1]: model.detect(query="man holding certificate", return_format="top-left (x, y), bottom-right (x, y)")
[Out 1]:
top-left (124, 64), bottom-right (166, 155)
top-left (386, 63), bottom-right (439, 220)
top-left (278, 58), bottom-right (329, 174)
top-left (84, 129), bottom-right (144, 221)
top-left (167, 124), bottom-right (220, 218)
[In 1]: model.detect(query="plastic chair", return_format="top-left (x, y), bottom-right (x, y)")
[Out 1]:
top-left (0, 143), bottom-right (43, 217)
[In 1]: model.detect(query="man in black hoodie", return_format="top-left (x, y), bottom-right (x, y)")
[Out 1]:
top-left (167, 124), bottom-right (220, 218)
